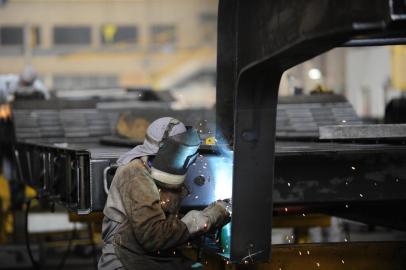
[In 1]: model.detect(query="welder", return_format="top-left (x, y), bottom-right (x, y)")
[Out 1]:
top-left (99, 117), bottom-right (230, 270)
top-left (0, 66), bottom-right (49, 103)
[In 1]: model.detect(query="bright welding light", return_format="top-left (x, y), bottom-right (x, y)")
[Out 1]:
top-left (209, 147), bottom-right (233, 200)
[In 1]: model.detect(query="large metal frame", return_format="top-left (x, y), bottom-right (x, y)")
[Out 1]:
top-left (216, 0), bottom-right (406, 262)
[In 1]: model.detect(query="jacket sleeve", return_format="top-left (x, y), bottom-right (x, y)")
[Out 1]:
top-left (118, 167), bottom-right (190, 252)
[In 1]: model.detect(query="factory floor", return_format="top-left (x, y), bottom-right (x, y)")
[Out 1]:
top-left (1, 213), bottom-right (406, 269)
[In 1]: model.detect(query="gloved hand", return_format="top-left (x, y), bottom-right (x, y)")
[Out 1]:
top-left (202, 200), bottom-right (231, 229)
top-left (181, 210), bottom-right (210, 235)
top-left (181, 200), bottom-right (232, 235)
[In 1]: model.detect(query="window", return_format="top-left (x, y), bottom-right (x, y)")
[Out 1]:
top-left (53, 26), bottom-right (91, 45)
top-left (0, 26), bottom-right (41, 48)
top-left (150, 25), bottom-right (176, 48)
top-left (200, 13), bottom-right (217, 44)
top-left (101, 25), bottom-right (138, 45)
top-left (0, 26), bottom-right (23, 45)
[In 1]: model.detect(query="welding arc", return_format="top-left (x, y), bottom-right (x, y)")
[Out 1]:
top-left (25, 197), bottom-right (40, 270)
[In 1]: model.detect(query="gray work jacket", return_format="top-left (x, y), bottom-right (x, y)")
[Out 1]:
top-left (98, 159), bottom-right (192, 270)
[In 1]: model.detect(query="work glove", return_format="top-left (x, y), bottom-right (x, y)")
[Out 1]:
top-left (181, 200), bottom-right (232, 235)
top-left (202, 200), bottom-right (231, 229)
top-left (181, 210), bottom-right (210, 235)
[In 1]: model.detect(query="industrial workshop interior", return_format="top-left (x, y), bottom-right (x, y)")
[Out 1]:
top-left (2, 0), bottom-right (406, 269)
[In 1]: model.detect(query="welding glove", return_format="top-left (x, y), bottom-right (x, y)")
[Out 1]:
top-left (181, 210), bottom-right (210, 235)
top-left (202, 200), bottom-right (231, 229)
top-left (181, 200), bottom-right (231, 235)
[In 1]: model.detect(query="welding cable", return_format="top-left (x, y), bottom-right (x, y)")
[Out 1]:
top-left (56, 223), bottom-right (76, 270)
top-left (25, 197), bottom-right (40, 270)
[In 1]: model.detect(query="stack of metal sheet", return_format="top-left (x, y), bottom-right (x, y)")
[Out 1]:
top-left (276, 95), bottom-right (362, 139)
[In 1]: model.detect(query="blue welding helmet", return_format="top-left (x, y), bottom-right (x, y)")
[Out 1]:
top-left (151, 126), bottom-right (201, 186)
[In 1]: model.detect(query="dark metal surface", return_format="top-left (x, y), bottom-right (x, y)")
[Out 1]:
top-left (203, 242), bottom-right (406, 270)
top-left (319, 124), bottom-right (406, 140)
top-left (13, 142), bottom-right (92, 214)
top-left (16, 139), bottom-right (406, 214)
top-left (216, 0), bottom-right (406, 262)
top-left (274, 142), bottom-right (406, 204)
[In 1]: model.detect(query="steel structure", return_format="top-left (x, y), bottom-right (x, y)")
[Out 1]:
top-left (216, 0), bottom-right (406, 262)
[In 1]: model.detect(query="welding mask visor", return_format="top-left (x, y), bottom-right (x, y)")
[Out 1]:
top-left (151, 127), bottom-right (200, 186)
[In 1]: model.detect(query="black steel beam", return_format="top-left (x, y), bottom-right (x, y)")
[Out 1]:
top-left (216, 0), bottom-right (406, 262)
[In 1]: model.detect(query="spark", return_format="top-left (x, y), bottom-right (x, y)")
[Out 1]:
top-left (342, 120), bottom-right (347, 123)
top-left (298, 251), bottom-right (302, 255)
top-left (302, 213), bottom-right (306, 217)
top-left (345, 204), bottom-right (349, 208)
top-left (359, 193), bottom-right (364, 198)
top-left (316, 262), bottom-right (320, 267)
top-left (396, 178), bottom-right (400, 183)
top-left (287, 182), bottom-right (291, 187)
top-left (284, 208), bottom-right (288, 212)
top-left (341, 259), bottom-right (345, 264)
top-left (307, 250), bottom-right (310, 255)
top-left (344, 238), bottom-right (348, 242)
top-left (194, 195), bottom-right (199, 199)
top-left (351, 166), bottom-right (356, 170)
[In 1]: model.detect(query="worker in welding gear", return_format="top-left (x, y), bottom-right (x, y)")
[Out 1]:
top-left (0, 65), bottom-right (50, 103)
top-left (99, 117), bottom-right (230, 270)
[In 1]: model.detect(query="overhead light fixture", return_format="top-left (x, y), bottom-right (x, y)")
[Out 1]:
top-left (308, 68), bottom-right (322, 80)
